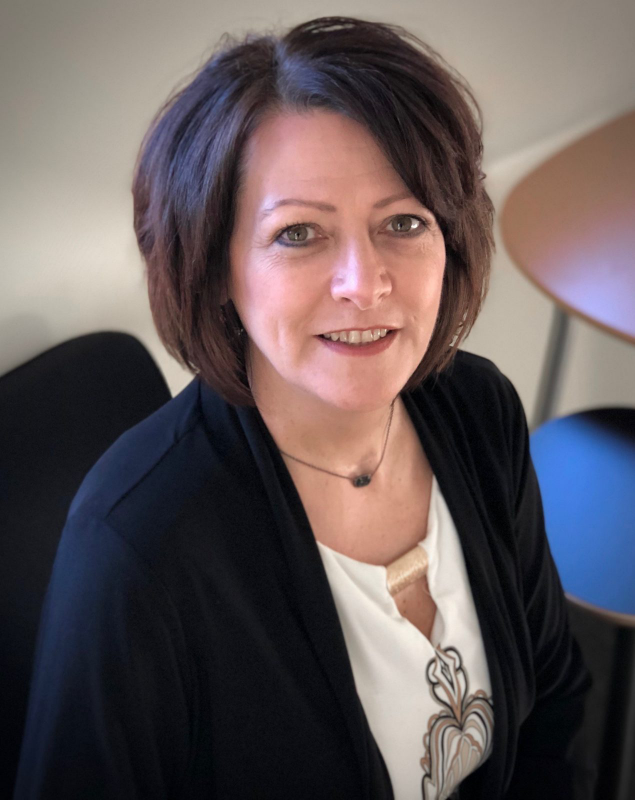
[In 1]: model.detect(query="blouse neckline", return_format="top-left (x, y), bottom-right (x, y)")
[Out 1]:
top-left (315, 474), bottom-right (439, 572)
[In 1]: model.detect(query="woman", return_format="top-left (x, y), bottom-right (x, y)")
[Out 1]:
top-left (15, 16), bottom-right (592, 800)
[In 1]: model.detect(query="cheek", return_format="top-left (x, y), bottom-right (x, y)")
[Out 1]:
top-left (412, 264), bottom-right (444, 304)
top-left (235, 270), bottom-right (311, 348)
top-left (407, 237), bottom-right (445, 291)
top-left (260, 267), bottom-right (318, 318)
top-left (426, 249), bottom-right (446, 307)
top-left (406, 268), bottom-right (445, 332)
top-left (230, 260), bottom-right (274, 322)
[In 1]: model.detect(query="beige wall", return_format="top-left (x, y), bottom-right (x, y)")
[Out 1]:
top-left (1, 0), bottom-right (634, 420)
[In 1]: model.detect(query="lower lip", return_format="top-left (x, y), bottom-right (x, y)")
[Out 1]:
top-left (316, 330), bottom-right (398, 356)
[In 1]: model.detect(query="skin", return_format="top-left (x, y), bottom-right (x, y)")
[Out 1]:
top-left (228, 109), bottom-right (447, 475)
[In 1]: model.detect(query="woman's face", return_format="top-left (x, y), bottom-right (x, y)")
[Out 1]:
top-left (228, 110), bottom-right (446, 413)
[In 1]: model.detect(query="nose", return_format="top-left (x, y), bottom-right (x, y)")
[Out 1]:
top-left (330, 237), bottom-right (392, 309)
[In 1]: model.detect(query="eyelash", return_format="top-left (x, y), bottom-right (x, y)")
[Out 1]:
top-left (273, 215), bottom-right (430, 248)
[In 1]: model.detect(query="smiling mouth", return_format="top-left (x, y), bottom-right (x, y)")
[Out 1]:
top-left (319, 328), bottom-right (393, 345)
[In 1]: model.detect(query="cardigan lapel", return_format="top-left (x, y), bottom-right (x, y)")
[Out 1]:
top-left (198, 380), bottom-right (391, 799)
top-left (238, 405), bottom-right (394, 799)
top-left (402, 386), bottom-right (523, 797)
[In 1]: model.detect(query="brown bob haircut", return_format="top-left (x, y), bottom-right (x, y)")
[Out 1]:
top-left (132, 16), bottom-right (494, 406)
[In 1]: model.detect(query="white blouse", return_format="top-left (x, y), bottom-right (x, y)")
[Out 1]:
top-left (316, 475), bottom-right (494, 800)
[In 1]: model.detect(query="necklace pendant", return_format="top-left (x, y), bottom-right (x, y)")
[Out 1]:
top-left (353, 474), bottom-right (372, 488)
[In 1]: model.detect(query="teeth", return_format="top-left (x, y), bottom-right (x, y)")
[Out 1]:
top-left (321, 328), bottom-right (392, 345)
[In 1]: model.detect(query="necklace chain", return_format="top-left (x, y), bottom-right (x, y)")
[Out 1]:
top-left (278, 400), bottom-right (396, 488)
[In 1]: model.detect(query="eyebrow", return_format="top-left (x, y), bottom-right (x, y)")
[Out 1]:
top-left (259, 190), bottom-right (416, 219)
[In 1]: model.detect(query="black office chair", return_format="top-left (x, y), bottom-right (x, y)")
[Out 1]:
top-left (0, 332), bottom-right (172, 797)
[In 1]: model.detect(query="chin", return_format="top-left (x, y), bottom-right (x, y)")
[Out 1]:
top-left (310, 380), bottom-right (405, 413)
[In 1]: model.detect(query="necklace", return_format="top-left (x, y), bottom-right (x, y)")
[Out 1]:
top-left (278, 400), bottom-right (396, 488)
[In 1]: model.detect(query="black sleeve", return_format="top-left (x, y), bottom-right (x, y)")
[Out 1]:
top-left (13, 511), bottom-right (192, 799)
top-left (501, 377), bottom-right (595, 799)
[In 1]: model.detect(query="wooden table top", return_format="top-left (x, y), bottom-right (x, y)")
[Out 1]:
top-left (500, 109), bottom-right (635, 344)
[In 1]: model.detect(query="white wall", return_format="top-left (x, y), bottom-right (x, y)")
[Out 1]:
top-left (2, 0), bottom-right (634, 419)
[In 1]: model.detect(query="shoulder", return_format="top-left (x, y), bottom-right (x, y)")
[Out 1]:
top-left (408, 350), bottom-right (529, 494)
top-left (438, 348), bottom-right (517, 398)
top-left (418, 348), bottom-right (524, 429)
top-left (66, 378), bottom-right (216, 560)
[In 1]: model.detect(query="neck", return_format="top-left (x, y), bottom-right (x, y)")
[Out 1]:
top-left (252, 379), bottom-right (401, 478)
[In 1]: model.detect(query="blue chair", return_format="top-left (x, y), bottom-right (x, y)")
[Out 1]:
top-left (531, 407), bottom-right (635, 800)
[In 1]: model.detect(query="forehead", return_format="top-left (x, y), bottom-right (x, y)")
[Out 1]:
top-left (238, 110), bottom-right (406, 212)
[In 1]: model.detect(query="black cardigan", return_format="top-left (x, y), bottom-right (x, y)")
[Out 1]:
top-left (14, 351), bottom-right (593, 799)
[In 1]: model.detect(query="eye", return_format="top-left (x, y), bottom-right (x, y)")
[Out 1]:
top-left (386, 215), bottom-right (428, 236)
top-left (275, 222), bottom-right (319, 248)
top-left (273, 214), bottom-right (429, 248)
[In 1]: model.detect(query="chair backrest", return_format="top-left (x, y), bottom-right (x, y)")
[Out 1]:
top-left (0, 332), bottom-right (172, 797)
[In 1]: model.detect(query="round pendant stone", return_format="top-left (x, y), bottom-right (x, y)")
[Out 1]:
top-left (353, 474), bottom-right (372, 488)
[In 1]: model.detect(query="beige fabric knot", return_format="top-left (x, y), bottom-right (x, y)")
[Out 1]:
top-left (386, 544), bottom-right (429, 597)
